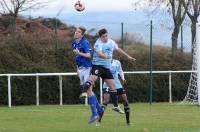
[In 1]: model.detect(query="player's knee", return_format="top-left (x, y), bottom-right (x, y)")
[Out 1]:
top-left (83, 80), bottom-right (93, 92)
top-left (124, 101), bottom-right (129, 107)
top-left (124, 102), bottom-right (130, 111)
top-left (124, 106), bottom-right (130, 113)
top-left (122, 95), bottom-right (128, 104)
top-left (89, 75), bottom-right (98, 82)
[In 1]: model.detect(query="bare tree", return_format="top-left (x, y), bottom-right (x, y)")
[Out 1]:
top-left (170, 0), bottom-right (188, 54)
top-left (183, 0), bottom-right (200, 47)
top-left (133, 0), bottom-right (189, 55)
top-left (0, 0), bottom-right (46, 31)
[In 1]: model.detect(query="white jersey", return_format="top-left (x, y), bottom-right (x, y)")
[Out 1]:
top-left (103, 59), bottom-right (125, 89)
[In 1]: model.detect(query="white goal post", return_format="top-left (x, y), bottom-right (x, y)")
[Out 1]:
top-left (183, 23), bottom-right (200, 105)
top-left (197, 23), bottom-right (200, 105)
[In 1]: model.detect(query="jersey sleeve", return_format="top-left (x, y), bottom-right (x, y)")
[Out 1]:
top-left (83, 41), bottom-right (92, 53)
top-left (113, 40), bottom-right (119, 51)
top-left (72, 42), bottom-right (76, 49)
top-left (118, 61), bottom-right (125, 80)
top-left (94, 41), bottom-right (103, 52)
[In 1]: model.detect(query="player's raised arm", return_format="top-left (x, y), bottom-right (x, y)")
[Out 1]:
top-left (94, 39), bottom-right (110, 59)
top-left (74, 41), bottom-right (92, 59)
top-left (116, 48), bottom-right (136, 61)
top-left (96, 51), bottom-right (110, 59)
top-left (77, 51), bottom-right (91, 58)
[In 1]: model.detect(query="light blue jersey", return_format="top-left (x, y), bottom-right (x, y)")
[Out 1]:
top-left (103, 59), bottom-right (125, 89)
top-left (92, 39), bottom-right (119, 69)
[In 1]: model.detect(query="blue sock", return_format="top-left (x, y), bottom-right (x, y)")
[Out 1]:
top-left (94, 96), bottom-right (104, 114)
top-left (88, 95), bottom-right (98, 116)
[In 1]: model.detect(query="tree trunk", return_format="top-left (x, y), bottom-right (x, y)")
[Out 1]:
top-left (191, 18), bottom-right (198, 53)
top-left (11, 16), bottom-right (16, 33)
top-left (7, 14), bottom-right (17, 33)
top-left (172, 25), bottom-right (180, 56)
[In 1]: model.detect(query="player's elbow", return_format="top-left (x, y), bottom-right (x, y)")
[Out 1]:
top-left (87, 54), bottom-right (92, 59)
top-left (117, 48), bottom-right (123, 53)
top-left (97, 52), bottom-right (106, 59)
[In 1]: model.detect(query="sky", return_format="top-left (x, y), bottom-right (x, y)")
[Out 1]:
top-left (28, 0), bottom-right (138, 16)
top-left (1, 0), bottom-right (137, 16)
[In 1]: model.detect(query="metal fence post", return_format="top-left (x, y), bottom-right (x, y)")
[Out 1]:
top-left (59, 75), bottom-right (63, 106)
top-left (121, 22), bottom-right (124, 49)
top-left (8, 75), bottom-right (11, 108)
top-left (149, 20), bottom-right (153, 105)
top-left (169, 72), bottom-right (172, 103)
top-left (36, 75), bottom-right (39, 106)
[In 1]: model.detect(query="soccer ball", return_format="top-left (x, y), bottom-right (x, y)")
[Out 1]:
top-left (74, 0), bottom-right (85, 12)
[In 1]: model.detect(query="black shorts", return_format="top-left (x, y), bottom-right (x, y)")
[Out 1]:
top-left (103, 88), bottom-right (126, 95)
top-left (90, 65), bottom-right (114, 80)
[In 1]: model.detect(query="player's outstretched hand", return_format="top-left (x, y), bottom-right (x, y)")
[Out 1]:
top-left (128, 56), bottom-right (136, 61)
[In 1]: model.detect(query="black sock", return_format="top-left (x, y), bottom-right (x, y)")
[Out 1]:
top-left (124, 103), bottom-right (130, 124)
top-left (109, 91), bottom-right (118, 107)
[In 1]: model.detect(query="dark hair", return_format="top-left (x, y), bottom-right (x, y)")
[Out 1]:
top-left (78, 26), bottom-right (86, 35)
top-left (98, 28), bottom-right (108, 37)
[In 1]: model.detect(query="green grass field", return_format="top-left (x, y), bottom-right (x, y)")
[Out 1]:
top-left (0, 103), bottom-right (200, 132)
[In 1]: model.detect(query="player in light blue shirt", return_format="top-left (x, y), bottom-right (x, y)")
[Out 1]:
top-left (82, 28), bottom-right (136, 124)
top-left (102, 59), bottom-right (130, 125)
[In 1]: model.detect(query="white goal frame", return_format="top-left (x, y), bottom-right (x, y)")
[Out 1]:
top-left (196, 23), bottom-right (200, 105)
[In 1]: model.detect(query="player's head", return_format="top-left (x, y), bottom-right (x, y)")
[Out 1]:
top-left (74, 26), bottom-right (86, 39)
top-left (98, 28), bottom-right (108, 43)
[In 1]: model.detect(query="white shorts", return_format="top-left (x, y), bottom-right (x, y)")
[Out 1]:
top-left (77, 67), bottom-right (91, 85)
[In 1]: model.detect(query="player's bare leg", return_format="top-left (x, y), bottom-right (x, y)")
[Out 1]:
top-left (103, 93), bottom-right (110, 108)
top-left (104, 79), bottom-right (124, 114)
top-left (104, 79), bottom-right (117, 106)
top-left (120, 93), bottom-right (131, 125)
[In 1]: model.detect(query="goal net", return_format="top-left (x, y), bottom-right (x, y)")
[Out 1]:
top-left (183, 23), bottom-right (200, 105)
